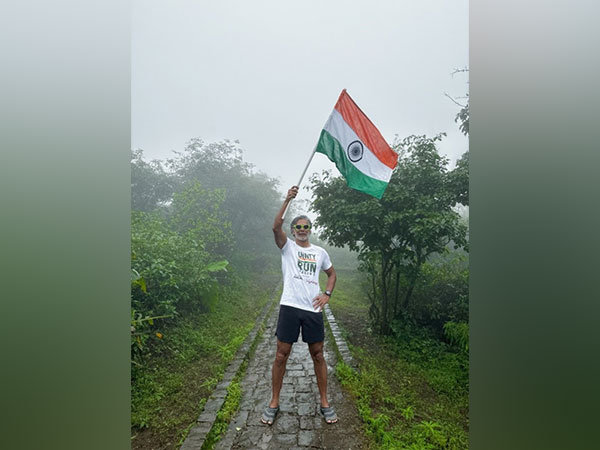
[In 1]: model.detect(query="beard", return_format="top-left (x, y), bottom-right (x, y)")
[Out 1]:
top-left (294, 233), bottom-right (310, 242)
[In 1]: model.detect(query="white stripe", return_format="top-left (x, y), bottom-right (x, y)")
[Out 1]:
top-left (323, 109), bottom-right (393, 182)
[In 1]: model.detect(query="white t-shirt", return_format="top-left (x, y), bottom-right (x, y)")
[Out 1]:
top-left (279, 238), bottom-right (333, 312)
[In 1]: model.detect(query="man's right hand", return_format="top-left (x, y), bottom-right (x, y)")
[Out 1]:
top-left (274, 185), bottom-right (299, 249)
top-left (286, 186), bottom-right (299, 202)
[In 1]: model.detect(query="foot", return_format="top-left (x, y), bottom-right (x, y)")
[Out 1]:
top-left (260, 405), bottom-right (279, 425)
top-left (320, 405), bottom-right (338, 424)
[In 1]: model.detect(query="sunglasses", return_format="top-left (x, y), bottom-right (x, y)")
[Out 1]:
top-left (293, 224), bottom-right (311, 230)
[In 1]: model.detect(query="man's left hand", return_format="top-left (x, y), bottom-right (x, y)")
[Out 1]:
top-left (312, 293), bottom-right (330, 312)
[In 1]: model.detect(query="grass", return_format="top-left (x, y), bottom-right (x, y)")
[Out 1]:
top-left (324, 268), bottom-right (469, 450)
top-left (131, 275), bottom-right (278, 450)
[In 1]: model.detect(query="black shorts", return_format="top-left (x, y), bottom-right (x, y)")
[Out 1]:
top-left (275, 304), bottom-right (324, 344)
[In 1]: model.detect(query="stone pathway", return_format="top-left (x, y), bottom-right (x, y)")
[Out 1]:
top-left (214, 305), bottom-right (367, 450)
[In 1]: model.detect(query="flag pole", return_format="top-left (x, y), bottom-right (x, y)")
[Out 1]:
top-left (281, 145), bottom-right (318, 221)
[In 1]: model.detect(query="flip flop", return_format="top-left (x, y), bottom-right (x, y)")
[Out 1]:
top-left (320, 405), bottom-right (338, 424)
top-left (260, 405), bottom-right (279, 425)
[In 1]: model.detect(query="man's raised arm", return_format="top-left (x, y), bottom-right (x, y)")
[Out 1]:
top-left (273, 186), bottom-right (298, 249)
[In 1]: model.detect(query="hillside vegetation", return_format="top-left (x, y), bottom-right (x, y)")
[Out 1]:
top-left (130, 140), bottom-right (283, 449)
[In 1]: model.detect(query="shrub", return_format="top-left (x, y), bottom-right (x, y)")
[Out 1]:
top-left (443, 321), bottom-right (469, 352)
top-left (131, 211), bottom-right (227, 320)
top-left (407, 258), bottom-right (468, 332)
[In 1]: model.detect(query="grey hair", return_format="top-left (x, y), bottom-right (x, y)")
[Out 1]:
top-left (290, 215), bottom-right (312, 233)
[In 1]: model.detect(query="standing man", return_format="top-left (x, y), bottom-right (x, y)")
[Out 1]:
top-left (261, 186), bottom-right (338, 425)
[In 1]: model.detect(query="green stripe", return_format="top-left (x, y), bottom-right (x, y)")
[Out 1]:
top-left (315, 129), bottom-right (388, 199)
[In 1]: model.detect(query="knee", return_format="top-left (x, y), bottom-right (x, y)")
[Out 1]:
top-left (310, 348), bottom-right (325, 364)
top-left (275, 349), bottom-right (290, 366)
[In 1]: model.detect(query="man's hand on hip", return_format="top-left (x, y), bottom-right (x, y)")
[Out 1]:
top-left (312, 293), bottom-right (330, 312)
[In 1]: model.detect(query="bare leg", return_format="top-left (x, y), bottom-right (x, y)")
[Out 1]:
top-left (269, 339), bottom-right (292, 408)
top-left (308, 341), bottom-right (329, 408)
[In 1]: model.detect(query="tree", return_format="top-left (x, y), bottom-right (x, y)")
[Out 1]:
top-left (170, 182), bottom-right (233, 259)
top-left (446, 67), bottom-right (469, 137)
top-left (447, 150), bottom-right (469, 206)
top-left (131, 149), bottom-right (175, 211)
top-left (455, 101), bottom-right (469, 136)
top-left (166, 138), bottom-right (283, 271)
top-left (310, 134), bottom-right (468, 334)
top-left (446, 67), bottom-right (469, 206)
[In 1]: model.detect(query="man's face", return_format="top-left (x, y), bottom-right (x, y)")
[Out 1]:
top-left (292, 219), bottom-right (311, 242)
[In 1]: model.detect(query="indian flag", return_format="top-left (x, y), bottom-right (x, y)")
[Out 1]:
top-left (315, 89), bottom-right (398, 199)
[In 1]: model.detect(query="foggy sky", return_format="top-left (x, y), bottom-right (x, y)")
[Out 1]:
top-left (132, 0), bottom-right (468, 207)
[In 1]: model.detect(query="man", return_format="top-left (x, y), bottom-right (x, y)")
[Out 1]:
top-left (261, 185), bottom-right (338, 425)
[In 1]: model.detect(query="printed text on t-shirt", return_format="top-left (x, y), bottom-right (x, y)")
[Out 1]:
top-left (297, 251), bottom-right (317, 275)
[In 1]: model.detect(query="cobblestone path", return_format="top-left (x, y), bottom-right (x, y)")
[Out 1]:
top-left (215, 305), bottom-right (367, 450)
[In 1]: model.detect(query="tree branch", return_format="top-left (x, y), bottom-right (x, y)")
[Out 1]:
top-left (444, 92), bottom-right (467, 108)
top-left (450, 67), bottom-right (469, 77)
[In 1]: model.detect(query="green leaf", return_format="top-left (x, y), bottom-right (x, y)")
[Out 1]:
top-left (131, 268), bottom-right (141, 281)
top-left (204, 260), bottom-right (229, 272)
top-left (138, 278), bottom-right (147, 293)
